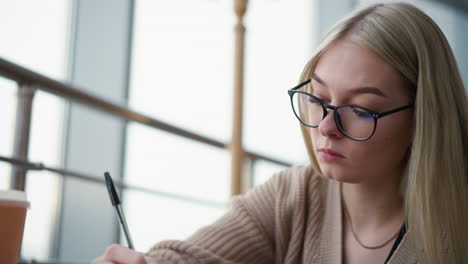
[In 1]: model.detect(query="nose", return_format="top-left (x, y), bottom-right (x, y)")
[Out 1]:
top-left (318, 110), bottom-right (343, 139)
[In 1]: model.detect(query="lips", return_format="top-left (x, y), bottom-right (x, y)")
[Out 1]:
top-left (318, 148), bottom-right (344, 158)
top-left (317, 148), bottom-right (345, 163)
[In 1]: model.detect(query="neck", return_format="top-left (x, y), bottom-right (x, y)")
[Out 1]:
top-left (341, 175), bottom-right (404, 233)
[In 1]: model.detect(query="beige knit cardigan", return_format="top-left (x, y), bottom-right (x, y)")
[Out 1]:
top-left (146, 165), bottom-right (418, 264)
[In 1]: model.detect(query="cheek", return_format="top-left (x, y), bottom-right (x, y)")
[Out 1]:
top-left (310, 129), bottom-right (325, 153)
top-left (309, 117), bottom-right (413, 182)
top-left (356, 119), bottom-right (413, 169)
top-left (310, 128), bottom-right (320, 144)
top-left (377, 116), bottom-right (413, 150)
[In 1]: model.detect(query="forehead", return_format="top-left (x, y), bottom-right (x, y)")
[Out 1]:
top-left (314, 39), bottom-right (408, 99)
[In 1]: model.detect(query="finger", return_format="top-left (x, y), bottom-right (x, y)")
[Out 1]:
top-left (103, 244), bottom-right (146, 264)
top-left (91, 255), bottom-right (114, 264)
top-left (91, 256), bottom-right (105, 264)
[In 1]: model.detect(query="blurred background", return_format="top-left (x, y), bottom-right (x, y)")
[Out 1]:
top-left (0, 0), bottom-right (467, 263)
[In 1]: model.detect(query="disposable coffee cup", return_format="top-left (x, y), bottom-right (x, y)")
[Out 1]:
top-left (0, 190), bottom-right (30, 264)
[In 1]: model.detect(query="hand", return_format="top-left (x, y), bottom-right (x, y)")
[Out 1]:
top-left (92, 244), bottom-right (151, 264)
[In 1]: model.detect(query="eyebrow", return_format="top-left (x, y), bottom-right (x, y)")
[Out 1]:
top-left (311, 72), bottom-right (387, 98)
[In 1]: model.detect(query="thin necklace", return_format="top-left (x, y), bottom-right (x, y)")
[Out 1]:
top-left (341, 185), bottom-right (404, 250)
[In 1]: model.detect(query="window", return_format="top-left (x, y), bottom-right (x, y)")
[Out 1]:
top-left (0, 78), bottom-right (17, 189)
top-left (125, 0), bottom-right (234, 250)
top-left (23, 92), bottom-right (65, 259)
top-left (126, 0), bottom-right (314, 249)
top-left (244, 0), bottom-right (313, 185)
top-left (0, 0), bottom-right (71, 259)
top-left (129, 0), bottom-right (234, 141)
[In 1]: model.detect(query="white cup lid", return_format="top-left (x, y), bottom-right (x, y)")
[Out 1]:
top-left (0, 190), bottom-right (30, 208)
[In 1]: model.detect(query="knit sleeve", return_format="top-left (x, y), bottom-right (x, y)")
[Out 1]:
top-left (145, 170), bottom-right (285, 264)
top-left (145, 165), bottom-right (315, 264)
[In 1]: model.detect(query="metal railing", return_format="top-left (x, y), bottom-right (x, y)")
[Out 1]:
top-left (0, 155), bottom-right (226, 208)
top-left (0, 57), bottom-right (291, 168)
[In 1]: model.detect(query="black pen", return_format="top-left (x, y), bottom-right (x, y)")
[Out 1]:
top-left (104, 172), bottom-right (135, 249)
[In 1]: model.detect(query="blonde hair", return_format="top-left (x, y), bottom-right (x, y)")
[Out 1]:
top-left (299, 3), bottom-right (468, 263)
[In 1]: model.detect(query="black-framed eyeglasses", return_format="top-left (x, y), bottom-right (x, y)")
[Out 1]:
top-left (288, 79), bottom-right (414, 141)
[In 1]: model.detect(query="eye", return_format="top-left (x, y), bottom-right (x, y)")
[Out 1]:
top-left (350, 107), bottom-right (373, 119)
top-left (307, 96), bottom-right (321, 104)
top-left (312, 95), bottom-right (330, 103)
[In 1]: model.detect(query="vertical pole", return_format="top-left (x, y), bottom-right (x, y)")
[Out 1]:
top-left (57, 0), bottom-right (133, 259)
top-left (230, 0), bottom-right (248, 196)
top-left (10, 83), bottom-right (36, 191)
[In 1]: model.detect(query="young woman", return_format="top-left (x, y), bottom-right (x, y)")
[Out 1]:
top-left (93, 2), bottom-right (468, 263)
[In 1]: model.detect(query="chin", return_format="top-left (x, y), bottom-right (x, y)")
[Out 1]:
top-left (320, 165), bottom-right (362, 184)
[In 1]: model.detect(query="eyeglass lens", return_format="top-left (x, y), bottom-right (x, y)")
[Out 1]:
top-left (292, 92), bottom-right (375, 140)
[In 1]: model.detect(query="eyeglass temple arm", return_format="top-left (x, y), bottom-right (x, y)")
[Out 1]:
top-left (378, 103), bottom-right (414, 118)
top-left (289, 79), bottom-right (311, 91)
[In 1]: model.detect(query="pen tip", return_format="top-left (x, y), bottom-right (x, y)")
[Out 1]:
top-left (104, 171), bottom-right (120, 206)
